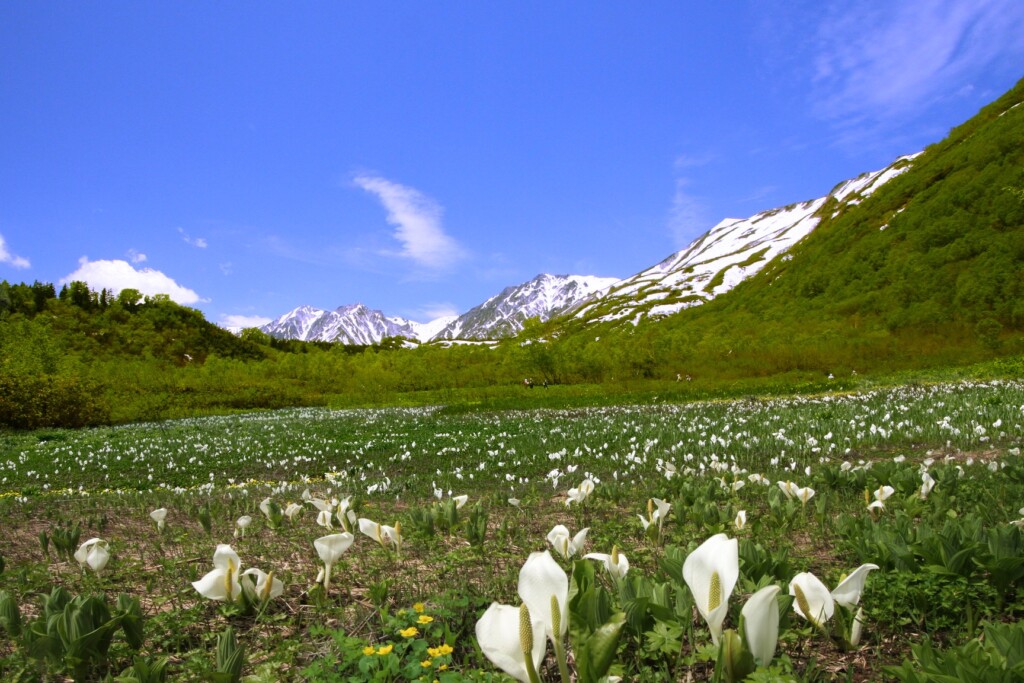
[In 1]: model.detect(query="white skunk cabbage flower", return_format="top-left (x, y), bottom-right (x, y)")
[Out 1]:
top-left (683, 533), bottom-right (739, 645)
top-left (476, 603), bottom-right (545, 683)
top-left (358, 518), bottom-right (402, 554)
top-left (741, 585), bottom-right (781, 666)
top-left (242, 567), bottom-right (284, 601)
top-left (517, 550), bottom-right (569, 644)
top-left (314, 532), bottom-right (355, 592)
top-left (565, 478), bottom-right (595, 506)
top-left (638, 497), bottom-right (671, 531)
top-left (75, 538), bottom-right (110, 573)
top-left (192, 544), bottom-right (242, 602)
top-left (830, 563), bottom-right (879, 609)
top-left (234, 515), bottom-right (252, 538)
top-left (316, 509), bottom-right (334, 529)
top-left (585, 545), bottom-right (630, 580)
top-left (789, 572), bottom-right (834, 628)
top-left (546, 525), bottom-right (589, 559)
top-left (734, 510), bottom-right (747, 531)
top-left (150, 508), bottom-right (167, 532)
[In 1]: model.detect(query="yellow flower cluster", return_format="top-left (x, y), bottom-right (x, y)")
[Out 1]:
top-left (427, 643), bottom-right (453, 658)
top-left (361, 642), bottom-right (397, 656)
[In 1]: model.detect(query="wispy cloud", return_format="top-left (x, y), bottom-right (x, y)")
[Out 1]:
top-left (811, 0), bottom-right (1024, 128)
top-left (737, 185), bottom-right (779, 205)
top-left (673, 152), bottom-right (716, 170)
top-left (668, 178), bottom-right (710, 250)
top-left (0, 233), bottom-right (30, 269)
top-left (126, 249), bottom-right (147, 264)
top-left (61, 257), bottom-right (205, 305)
top-left (219, 313), bottom-right (272, 329)
top-left (177, 227), bottom-right (208, 249)
top-left (410, 302), bottom-right (460, 320)
top-left (353, 175), bottom-right (467, 270)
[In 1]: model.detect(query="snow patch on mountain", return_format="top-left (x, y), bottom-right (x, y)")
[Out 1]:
top-left (571, 153), bottom-right (920, 325)
top-left (433, 273), bottom-right (619, 340)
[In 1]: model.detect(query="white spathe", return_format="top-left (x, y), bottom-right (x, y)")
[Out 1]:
top-left (682, 533), bottom-right (739, 645)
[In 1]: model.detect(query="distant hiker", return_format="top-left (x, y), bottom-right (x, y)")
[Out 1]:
top-left (524, 378), bottom-right (534, 389)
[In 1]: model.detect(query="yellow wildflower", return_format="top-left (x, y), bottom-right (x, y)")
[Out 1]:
top-left (413, 602), bottom-right (425, 613)
top-left (439, 664), bottom-right (448, 671)
top-left (400, 626), bottom-right (419, 638)
top-left (377, 644), bottom-right (393, 655)
top-left (362, 646), bottom-right (375, 656)
top-left (417, 615), bottom-right (434, 625)
top-left (421, 659), bottom-right (433, 668)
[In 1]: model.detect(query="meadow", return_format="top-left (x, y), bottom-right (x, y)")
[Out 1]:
top-left (1, 378), bottom-right (1023, 681)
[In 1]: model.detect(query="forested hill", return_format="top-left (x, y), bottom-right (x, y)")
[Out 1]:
top-left (550, 77), bottom-right (1024, 379)
top-left (0, 281), bottom-right (270, 427)
top-left (0, 280), bottom-right (266, 366)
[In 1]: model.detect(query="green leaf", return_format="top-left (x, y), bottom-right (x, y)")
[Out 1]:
top-left (578, 612), bottom-right (625, 683)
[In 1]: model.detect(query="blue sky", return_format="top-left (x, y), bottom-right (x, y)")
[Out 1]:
top-left (2, 1), bottom-right (1023, 327)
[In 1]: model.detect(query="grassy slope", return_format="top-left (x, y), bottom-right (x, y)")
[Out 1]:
top-left (557, 77), bottom-right (1024, 379)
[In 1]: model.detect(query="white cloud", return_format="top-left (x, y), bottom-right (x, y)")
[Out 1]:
top-left (126, 249), bottom-right (147, 264)
top-left (673, 152), bottom-right (716, 170)
top-left (61, 258), bottom-right (204, 305)
top-left (412, 303), bottom-right (460, 320)
top-left (811, 0), bottom-right (1024, 126)
top-left (0, 233), bottom-right (31, 269)
top-left (219, 314), bottom-right (272, 329)
top-left (354, 175), bottom-right (467, 270)
top-left (668, 178), bottom-right (710, 249)
top-left (177, 227), bottom-right (208, 249)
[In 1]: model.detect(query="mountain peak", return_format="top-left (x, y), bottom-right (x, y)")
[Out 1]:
top-left (433, 273), bottom-right (619, 340)
top-left (571, 153), bottom-right (919, 326)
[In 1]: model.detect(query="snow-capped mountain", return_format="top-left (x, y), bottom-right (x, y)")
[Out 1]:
top-left (570, 154), bottom-right (920, 326)
top-left (259, 274), bottom-right (619, 345)
top-left (261, 303), bottom-right (428, 345)
top-left (433, 273), bottom-right (620, 340)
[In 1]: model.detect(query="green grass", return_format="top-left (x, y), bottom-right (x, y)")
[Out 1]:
top-left (1, 378), bottom-right (1023, 681)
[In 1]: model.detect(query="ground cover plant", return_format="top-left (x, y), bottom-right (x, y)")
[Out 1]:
top-left (0, 379), bottom-right (1023, 681)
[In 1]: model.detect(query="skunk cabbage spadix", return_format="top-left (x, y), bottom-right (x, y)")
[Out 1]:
top-left (741, 584), bottom-right (781, 666)
top-left (683, 533), bottom-right (739, 645)
top-left (788, 572), bottom-right (834, 628)
top-left (475, 602), bottom-right (545, 683)
top-left (192, 544), bottom-right (242, 602)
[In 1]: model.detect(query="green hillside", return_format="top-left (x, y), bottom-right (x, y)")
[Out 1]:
top-left (2, 79), bottom-right (1023, 429)
top-left (550, 76), bottom-right (1024, 381)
